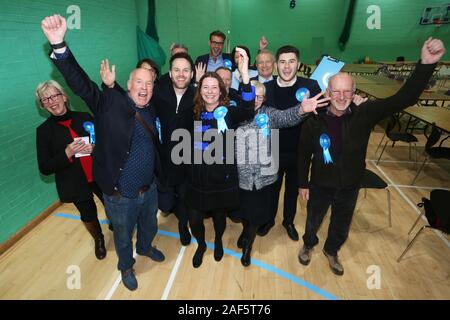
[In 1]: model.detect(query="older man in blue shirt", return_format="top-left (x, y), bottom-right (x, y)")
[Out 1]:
top-left (41, 14), bottom-right (164, 291)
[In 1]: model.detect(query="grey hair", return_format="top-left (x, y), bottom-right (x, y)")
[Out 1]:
top-left (327, 72), bottom-right (356, 92)
top-left (251, 80), bottom-right (266, 95)
top-left (256, 49), bottom-right (275, 63)
top-left (35, 80), bottom-right (70, 108)
top-left (170, 43), bottom-right (188, 55)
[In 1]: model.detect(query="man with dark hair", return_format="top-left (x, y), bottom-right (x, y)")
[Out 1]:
top-left (215, 66), bottom-right (241, 105)
top-left (195, 30), bottom-right (233, 72)
top-left (152, 52), bottom-right (196, 246)
top-left (258, 45), bottom-right (321, 241)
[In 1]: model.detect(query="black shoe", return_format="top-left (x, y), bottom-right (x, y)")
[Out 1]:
top-left (283, 222), bottom-right (299, 241)
top-left (94, 236), bottom-right (107, 260)
top-left (192, 245), bottom-right (207, 268)
top-left (257, 221), bottom-right (275, 237)
top-left (237, 233), bottom-right (245, 249)
top-left (178, 223), bottom-right (191, 246)
top-left (214, 240), bottom-right (224, 262)
top-left (240, 246), bottom-right (252, 267)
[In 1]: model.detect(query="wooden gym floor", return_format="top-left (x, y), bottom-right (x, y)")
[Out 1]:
top-left (0, 126), bottom-right (449, 300)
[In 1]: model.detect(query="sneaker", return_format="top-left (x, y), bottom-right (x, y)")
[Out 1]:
top-left (140, 247), bottom-right (165, 262)
top-left (121, 268), bottom-right (138, 291)
top-left (298, 245), bottom-right (313, 266)
top-left (323, 250), bottom-right (344, 276)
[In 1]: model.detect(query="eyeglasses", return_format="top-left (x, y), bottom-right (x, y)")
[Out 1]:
top-left (329, 90), bottom-right (354, 98)
top-left (210, 41), bottom-right (224, 46)
top-left (40, 93), bottom-right (62, 104)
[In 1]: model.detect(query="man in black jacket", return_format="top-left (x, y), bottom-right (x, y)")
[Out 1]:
top-left (152, 52), bottom-right (196, 246)
top-left (297, 37), bottom-right (445, 276)
top-left (258, 45), bottom-right (321, 241)
top-left (41, 14), bottom-right (165, 291)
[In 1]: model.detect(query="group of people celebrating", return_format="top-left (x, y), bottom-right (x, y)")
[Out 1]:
top-left (37, 14), bottom-right (445, 291)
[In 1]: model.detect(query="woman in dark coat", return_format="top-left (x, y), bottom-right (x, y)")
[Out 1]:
top-left (177, 48), bottom-right (255, 268)
top-left (35, 80), bottom-right (106, 260)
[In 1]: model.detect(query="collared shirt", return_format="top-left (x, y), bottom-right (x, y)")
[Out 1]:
top-left (258, 75), bottom-right (273, 83)
top-left (276, 76), bottom-right (297, 87)
top-left (116, 97), bottom-right (156, 198)
top-left (207, 54), bottom-right (224, 72)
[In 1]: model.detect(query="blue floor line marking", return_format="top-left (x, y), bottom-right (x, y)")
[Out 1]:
top-left (53, 212), bottom-right (339, 300)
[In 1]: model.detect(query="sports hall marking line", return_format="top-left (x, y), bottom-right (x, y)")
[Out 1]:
top-left (390, 184), bottom-right (450, 191)
top-left (367, 159), bottom-right (448, 166)
top-left (53, 213), bottom-right (339, 300)
top-left (371, 161), bottom-right (450, 249)
top-left (161, 245), bottom-right (186, 300)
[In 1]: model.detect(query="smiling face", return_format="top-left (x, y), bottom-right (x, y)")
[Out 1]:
top-left (169, 57), bottom-right (193, 90)
top-left (277, 52), bottom-right (300, 83)
top-left (200, 76), bottom-right (221, 110)
top-left (209, 35), bottom-right (225, 59)
top-left (127, 68), bottom-right (154, 108)
top-left (327, 73), bottom-right (355, 115)
top-left (256, 52), bottom-right (274, 79)
top-left (39, 86), bottom-right (67, 116)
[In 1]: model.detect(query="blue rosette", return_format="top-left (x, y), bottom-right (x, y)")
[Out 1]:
top-left (319, 133), bottom-right (333, 164)
top-left (83, 121), bottom-right (95, 144)
top-left (255, 113), bottom-right (270, 137)
top-left (214, 106), bottom-right (229, 133)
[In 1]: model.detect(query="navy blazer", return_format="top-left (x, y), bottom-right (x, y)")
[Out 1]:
top-left (194, 53), bottom-right (233, 70)
top-left (51, 49), bottom-right (161, 196)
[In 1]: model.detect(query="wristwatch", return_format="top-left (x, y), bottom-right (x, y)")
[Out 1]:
top-left (50, 41), bottom-right (66, 49)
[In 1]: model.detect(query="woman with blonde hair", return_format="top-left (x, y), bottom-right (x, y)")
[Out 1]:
top-left (35, 80), bottom-right (107, 260)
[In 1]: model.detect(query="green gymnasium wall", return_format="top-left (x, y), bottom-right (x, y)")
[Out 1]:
top-left (0, 0), bottom-right (448, 245)
top-left (0, 0), bottom-right (140, 244)
top-left (152, 0), bottom-right (448, 72)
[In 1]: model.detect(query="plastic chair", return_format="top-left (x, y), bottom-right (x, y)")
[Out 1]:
top-left (376, 114), bottom-right (418, 165)
top-left (397, 189), bottom-right (450, 262)
top-left (411, 124), bottom-right (450, 185)
top-left (359, 169), bottom-right (392, 227)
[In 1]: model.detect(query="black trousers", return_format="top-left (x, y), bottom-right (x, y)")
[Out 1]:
top-left (269, 154), bottom-right (299, 225)
top-left (188, 207), bottom-right (227, 247)
top-left (302, 184), bottom-right (360, 256)
top-left (73, 182), bottom-right (103, 222)
top-left (158, 182), bottom-right (189, 226)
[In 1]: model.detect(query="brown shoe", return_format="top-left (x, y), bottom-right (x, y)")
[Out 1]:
top-left (298, 246), bottom-right (313, 266)
top-left (323, 250), bottom-right (344, 276)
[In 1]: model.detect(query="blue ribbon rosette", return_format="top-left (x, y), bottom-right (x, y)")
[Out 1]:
top-left (214, 106), bottom-right (229, 133)
top-left (295, 87), bottom-right (309, 102)
top-left (83, 121), bottom-right (95, 144)
top-left (155, 117), bottom-right (162, 142)
top-left (319, 133), bottom-right (333, 164)
top-left (223, 59), bottom-right (233, 70)
top-left (255, 113), bottom-right (270, 137)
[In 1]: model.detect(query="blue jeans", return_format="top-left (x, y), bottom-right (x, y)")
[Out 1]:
top-left (104, 182), bottom-right (158, 271)
top-left (302, 184), bottom-right (359, 256)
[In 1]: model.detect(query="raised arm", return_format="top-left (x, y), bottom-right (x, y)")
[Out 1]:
top-left (229, 48), bottom-right (255, 124)
top-left (41, 14), bottom-right (108, 115)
